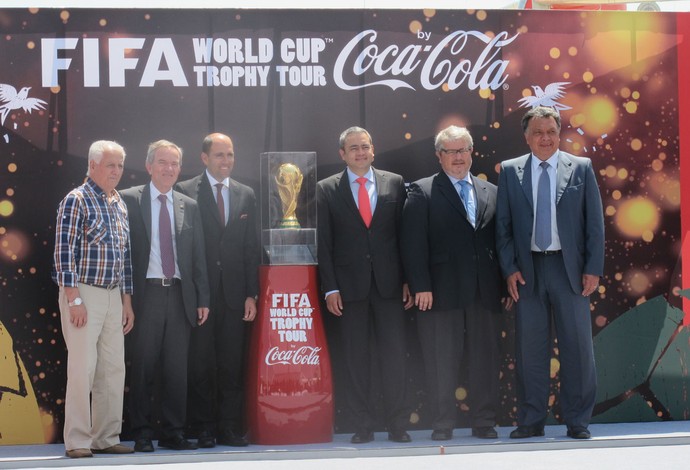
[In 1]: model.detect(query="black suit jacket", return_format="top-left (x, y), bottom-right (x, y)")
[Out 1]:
top-left (317, 168), bottom-right (406, 302)
top-left (176, 173), bottom-right (260, 309)
top-left (121, 184), bottom-right (210, 326)
top-left (401, 172), bottom-right (502, 312)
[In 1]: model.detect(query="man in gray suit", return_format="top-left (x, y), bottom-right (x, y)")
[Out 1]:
top-left (121, 140), bottom-right (210, 452)
top-left (496, 106), bottom-right (604, 439)
top-left (317, 126), bottom-right (413, 444)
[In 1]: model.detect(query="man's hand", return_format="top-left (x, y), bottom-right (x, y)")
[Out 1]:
top-left (581, 274), bottom-right (600, 297)
top-left (415, 291), bottom-right (433, 311)
top-left (69, 304), bottom-right (88, 328)
top-left (122, 294), bottom-right (135, 335)
top-left (197, 307), bottom-right (210, 326)
top-left (501, 296), bottom-right (514, 311)
top-left (326, 292), bottom-right (343, 316)
top-left (244, 296), bottom-right (258, 321)
top-left (506, 271), bottom-right (526, 302)
top-left (65, 287), bottom-right (87, 328)
top-left (402, 283), bottom-right (414, 310)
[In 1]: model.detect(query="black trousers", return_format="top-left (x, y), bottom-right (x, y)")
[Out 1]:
top-left (128, 284), bottom-right (190, 439)
top-left (416, 301), bottom-right (499, 431)
top-left (339, 279), bottom-right (409, 433)
top-left (187, 281), bottom-right (249, 436)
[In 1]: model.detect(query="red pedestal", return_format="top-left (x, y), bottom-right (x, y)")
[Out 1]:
top-left (246, 265), bottom-right (333, 444)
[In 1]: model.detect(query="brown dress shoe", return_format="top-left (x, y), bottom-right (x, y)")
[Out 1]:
top-left (65, 448), bottom-right (93, 458)
top-left (91, 444), bottom-right (134, 454)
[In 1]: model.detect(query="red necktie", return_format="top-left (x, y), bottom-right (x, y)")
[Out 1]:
top-left (215, 183), bottom-right (225, 226)
top-left (356, 176), bottom-right (372, 228)
top-left (158, 194), bottom-right (175, 279)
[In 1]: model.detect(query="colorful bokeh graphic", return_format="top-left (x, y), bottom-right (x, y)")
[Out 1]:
top-left (0, 8), bottom-right (688, 443)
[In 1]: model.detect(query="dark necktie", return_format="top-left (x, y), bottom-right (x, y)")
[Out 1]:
top-left (158, 194), bottom-right (175, 279)
top-left (356, 177), bottom-right (372, 228)
top-left (215, 183), bottom-right (225, 226)
top-left (535, 161), bottom-right (552, 251)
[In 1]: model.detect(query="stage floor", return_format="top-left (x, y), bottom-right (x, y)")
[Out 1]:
top-left (1, 421), bottom-right (689, 469)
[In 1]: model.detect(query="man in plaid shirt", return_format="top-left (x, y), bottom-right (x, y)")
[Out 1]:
top-left (52, 140), bottom-right (135, 458)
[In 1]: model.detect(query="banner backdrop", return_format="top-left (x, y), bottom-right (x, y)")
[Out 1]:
top-left (0, 7), bottom-right (688, 444)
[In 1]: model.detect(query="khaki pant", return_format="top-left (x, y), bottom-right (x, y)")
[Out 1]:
top-left (59, 283), bottom-right (125, 450)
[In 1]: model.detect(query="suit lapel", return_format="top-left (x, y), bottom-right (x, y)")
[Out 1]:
top-left (370, 169), bottom-right (385, 226)
top-left (336, 169), bottom-right (362, 224)
top-left (436, 172), bottom-right (467, 219)
top-left (140, 184), bottom-right (152, 244)
top-left (471, 174), bottom-right (489, 228)
top-left (556, 151), bottom-right (574, 204)
top-left (228, 179), bottom-right (241, 224)
top-left (199, 173), bottom-right (223, 226)
top-left (517, 154), bottom-right (534, 209)
top-left (172, 190), bottom-right (185, 238)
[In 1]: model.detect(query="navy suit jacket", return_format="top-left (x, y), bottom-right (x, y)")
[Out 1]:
top-left (495, 151), bottom-right (605, 295)
top-left (317, 168), bottom-right (406, 302)
top-left (121, 184), bottom-right (210, 326)
top-left (176, 173), bottom-right (260, 309)
top-left (401, 172), bottom-right (502, 312)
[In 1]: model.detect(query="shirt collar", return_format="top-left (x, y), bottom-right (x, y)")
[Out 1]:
top-left (445, 172), bottom-right (473, 187)
top-left (206, 169), bottom-right (229, 188)
top-left (149, 182), bottom-right (172, 202)
top-left (347, 167), bottom-right (375, 185)
top-left (532, 150), bottom-right (559, 171)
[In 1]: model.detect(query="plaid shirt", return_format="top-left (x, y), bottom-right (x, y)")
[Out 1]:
top-left (52, 178), bottom-right (133, 294)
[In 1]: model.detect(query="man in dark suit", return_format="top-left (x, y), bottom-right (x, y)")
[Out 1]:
top-left (401, 126), bottom-right (508, 441)
top-left (317, 126), bottom-right (413, 444)
top-left (176, 133), bottom-right (260, 448)
top-left (121, 140), bottom-right (210, 452)
top-left (496, 106), bottom-right (605, 440)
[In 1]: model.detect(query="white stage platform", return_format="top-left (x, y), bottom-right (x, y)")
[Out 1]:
top-left (1, 421), bottom-right (689, 469)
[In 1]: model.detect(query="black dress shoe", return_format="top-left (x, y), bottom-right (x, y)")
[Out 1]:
top-left (350, 431), bottom-right (374, 444)
top-left (134, 438), bottom-right (154, 453)
top-left (217, 430), bottom-right (249, 447)
top-left (158, 436), bottom-right (198, 450)
top-left (472, 426), bottom-right (498, 439)
top-left (509, 425), bottom-right (545, 439)
top-left (388, 430), bottom-right (411, 443)
top-left (197, 430), bottom-right (216, 448)
top-left (567, 427), bottom-right (591, 439)
top-left (431, 429), bottom-right (453, 441)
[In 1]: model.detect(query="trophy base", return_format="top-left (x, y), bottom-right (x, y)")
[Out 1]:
top-left (279, 218), bottom-right (301, 229)
top-left (262, 228), bottom-right (317, 265)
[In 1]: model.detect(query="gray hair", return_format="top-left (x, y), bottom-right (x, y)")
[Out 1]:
top-left (87, 140), bottom-right (125, 176)
top-left (434, 126), bottom-right (473, 152)
top-left (521, 106), bottom-right (561, 134)
top-left (146, 139), bottom-right (183, 165)
top-left (339, 126), bottom-right (372, 150)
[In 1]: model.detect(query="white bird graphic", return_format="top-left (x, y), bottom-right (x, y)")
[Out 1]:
top-left (517, 82), bottom-right (572, 113)
top-left (0, 84), bottom-right (48, 127)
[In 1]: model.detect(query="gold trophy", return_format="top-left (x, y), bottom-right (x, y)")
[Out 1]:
top-left (275, 163), bottom-right (303, 229)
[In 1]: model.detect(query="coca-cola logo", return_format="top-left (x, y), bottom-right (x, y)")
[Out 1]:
top-left (265, 346), bottom-right (321, 366)
top-left (333, 29), bottom-right (518, 92)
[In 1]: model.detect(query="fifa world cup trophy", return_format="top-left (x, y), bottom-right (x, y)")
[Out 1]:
top-left (275, 163), bottom-right (303, 229)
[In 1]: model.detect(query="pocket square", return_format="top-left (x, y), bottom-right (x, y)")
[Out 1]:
top-left (240, 213), bottom-right (248, 219)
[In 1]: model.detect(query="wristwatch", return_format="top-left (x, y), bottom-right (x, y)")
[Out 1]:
top-left (68, 297), bottom-right (83, 307)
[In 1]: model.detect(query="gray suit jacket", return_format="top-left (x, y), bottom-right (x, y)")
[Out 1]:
top-left (121, 184), bottom-right (210, 326)
top-left (496, 151), bottom-right (605, 295)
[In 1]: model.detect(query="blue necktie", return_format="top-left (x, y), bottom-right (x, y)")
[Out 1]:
top-left (535, 161), bottom-right (552, 250)
top-left (458, 180), bottom-right (476, 227)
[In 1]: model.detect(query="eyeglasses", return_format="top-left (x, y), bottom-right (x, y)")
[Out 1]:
top-left (440, 147), bottom-right (473, 156)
